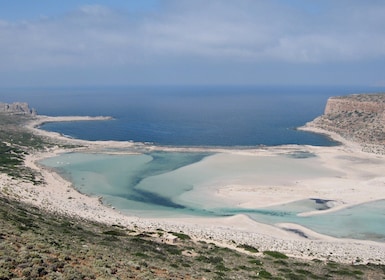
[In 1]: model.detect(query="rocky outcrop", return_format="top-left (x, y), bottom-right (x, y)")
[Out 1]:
top-left (0, 102), bottom-right (37, 116)
top-left (324, 94), bottom-right (385, 115)
top-left (307, 93), bottom-right (385, 153)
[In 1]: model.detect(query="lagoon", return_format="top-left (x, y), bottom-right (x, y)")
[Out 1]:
top-left (40, 150), bottom-right (385, 242)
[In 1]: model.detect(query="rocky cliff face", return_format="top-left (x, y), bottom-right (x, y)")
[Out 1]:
top-left (324, 94), bottom-right (385, 116)
top-left (308, 93), bottom-right (385, 152)
top-left (0, 102), bottom-right (37, 116)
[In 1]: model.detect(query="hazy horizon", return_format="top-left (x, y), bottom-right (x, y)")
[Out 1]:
top-left (1, 1), bottom-right (385, 89)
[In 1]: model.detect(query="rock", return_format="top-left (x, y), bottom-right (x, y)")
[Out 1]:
top-left (0, 102), bottom-right (37, 116)
top-left (324, 94), bottom-right (385, 115)
top-left (307, 93), bottom-right (385, 152)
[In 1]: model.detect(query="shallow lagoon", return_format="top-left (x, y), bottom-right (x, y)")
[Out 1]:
top-left (41, 151), bottom-right (385, 242)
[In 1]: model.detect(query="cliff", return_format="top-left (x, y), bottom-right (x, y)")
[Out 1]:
top-left (0, 102), bottom-right (37, 116)
top-left (307, 93), bottom-right (385, 153)
top-left (324, 94), bottom-right (385, 115)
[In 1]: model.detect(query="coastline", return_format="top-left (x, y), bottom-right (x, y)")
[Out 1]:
top-left (1, 114), bottom-right (385, 264)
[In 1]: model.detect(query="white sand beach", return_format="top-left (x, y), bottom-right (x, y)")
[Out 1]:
top-left (1, 115), bottom-right (385, 264)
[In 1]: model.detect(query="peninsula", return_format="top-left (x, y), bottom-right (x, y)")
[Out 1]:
top-left (1, 97), bottom-right (385, 279)
top-left (303, 93), bottom-right (385, 154)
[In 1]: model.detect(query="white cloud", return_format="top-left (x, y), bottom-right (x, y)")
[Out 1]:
top-left (138, 0), bottom-right (385, 63)
top-left (0, 0), bottom-right (385, 72)
top-left (77, 4), bottom-right (114, 16)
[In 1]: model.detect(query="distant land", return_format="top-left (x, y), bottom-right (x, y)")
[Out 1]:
top-left (0, 102), bottom-right (36, 116)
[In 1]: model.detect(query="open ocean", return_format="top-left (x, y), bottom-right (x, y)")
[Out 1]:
top-left (2, 85), bottom-right (378, 147)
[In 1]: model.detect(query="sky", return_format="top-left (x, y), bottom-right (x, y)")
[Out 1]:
top-left (0, 0), bottom-right (385, 87)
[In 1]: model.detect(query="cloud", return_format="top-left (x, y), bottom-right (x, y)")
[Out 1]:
top-left (1, 0), bottom-right (385, 73)
top-left (0, 5), bottom-right (145, 70)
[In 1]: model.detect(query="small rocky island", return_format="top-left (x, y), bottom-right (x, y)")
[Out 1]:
top-left (306, 93), bottom-right (385, 153)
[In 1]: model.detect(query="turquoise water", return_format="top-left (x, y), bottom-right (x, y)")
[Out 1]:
top-left (42, 152), bottom-right (212, 212)
top-left (41, 151), bottom-right (385, 242)
top-left (220, 200), bottom-right (385, 241)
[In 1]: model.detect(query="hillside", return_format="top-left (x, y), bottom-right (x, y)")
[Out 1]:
top-left (1, 196), bottom-right (385, 279)
top-left (306, 93), bottom-right (385, 153)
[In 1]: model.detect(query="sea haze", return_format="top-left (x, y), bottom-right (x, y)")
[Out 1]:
top-left (3, 85), bottom-right (360, 147)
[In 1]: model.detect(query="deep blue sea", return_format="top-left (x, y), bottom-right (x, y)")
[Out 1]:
top-left (2, 85), bottom-right (381, 146)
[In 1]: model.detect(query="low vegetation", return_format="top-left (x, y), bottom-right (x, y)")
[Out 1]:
top-left (237, 243), bottom-right (259, 253)
top-left (0, 114), bottom-right (48, 183)
top-left (0, 113), bottom-right (77, 183)
top-left (263, 251), bottom-right (289, 259)
top-left (1, 197), bottom-right (385, 279)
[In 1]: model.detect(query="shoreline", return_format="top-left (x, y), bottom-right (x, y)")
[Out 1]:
top-left (1, 114), bottom-right (385, 264)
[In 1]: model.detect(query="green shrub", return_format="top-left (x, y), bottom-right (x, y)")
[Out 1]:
top-left (248, 259), bottom-right (263, 266)
top-left (169, 232), bottom-right (191, 240)
top-left (102, 230), bottom-right (126, 236)
top-left (237, 244), bottom-right (259, 253)
top-left (263, 251), bottom-right (288, 259)
top-left (258, 270), bottom-right (272, 278)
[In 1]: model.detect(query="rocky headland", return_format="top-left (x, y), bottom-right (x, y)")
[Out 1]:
top-left (0, 102), bottom-right (37, 116)
top-left (305, 93), bottom-right (385, 154)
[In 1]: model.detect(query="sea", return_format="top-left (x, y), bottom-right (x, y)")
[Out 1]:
top-left (2, 85), bottom-right (385, 241)
top-left (0, 85), bottom-right (360, 146)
